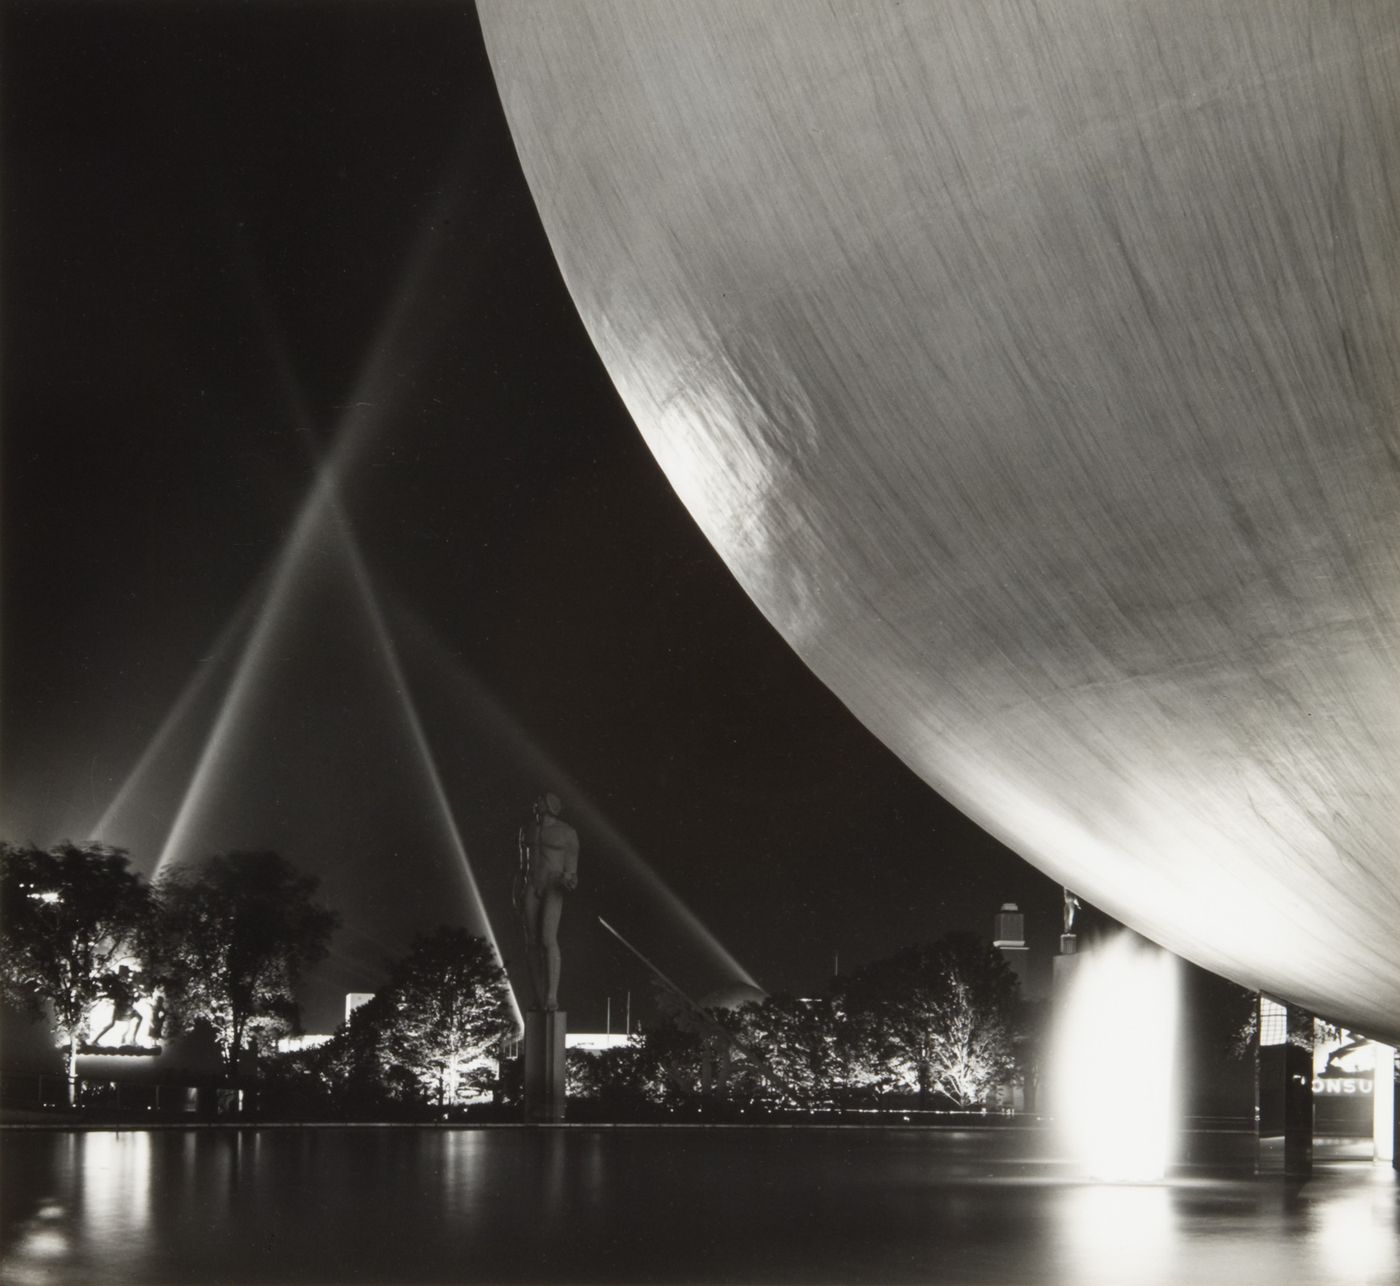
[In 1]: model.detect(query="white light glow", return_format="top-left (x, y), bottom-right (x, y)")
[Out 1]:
top-left (565, 1032), bottom-right (632, 1051)
top-left (1060, 1182), bottom-right (1174, 1283)
top-left (1052, 932), bottom-right (1179, 1182)
top-left (1311, 1166), bottom-right (1400, 1282)
top-left (81, 1130), bottom-right (151, 1246)
top-left (154, 466), bottom-right (346, 874)
top-left (154, 188), bottom-right (454, 877)
top-left (1373, 1044), bottom-right (1395, 1163)
top-left (92, 590), bottom-right (257, 853)
top-left (276, 1033), bottom-right (333, 1054)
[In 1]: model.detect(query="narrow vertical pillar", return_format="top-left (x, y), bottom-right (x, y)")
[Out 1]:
top-left (1255, 997), bottom-right (1312, 1178)
top-left (1045, 939), bottom-right (1081, 1121)
top-left (1282, 1004), bottom-right (1313, 1179)
top-left (523, 1010), bottom-right (566, 1123)
top-left (1372, 1044), bottom-right (1396, 1166)
top-left (1394, 1062), bottom-right (1399, 1172)
top-left (1394, 1060), bottom-right (1400, 1172)
top-left (1051, 936), bottom-right (1079, 994)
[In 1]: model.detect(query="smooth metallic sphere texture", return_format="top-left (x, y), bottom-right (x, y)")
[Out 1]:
top-left (481, 1), bottom-right (1400, 1039)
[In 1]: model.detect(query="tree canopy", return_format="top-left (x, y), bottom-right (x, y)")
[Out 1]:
top-left (322, 926), bottom-right (513, 1109)
top-left (152, 851), bottom-right (337, 1074)
top-left (0, 842), bottom-right (153, 1095)
top-left (1, 836), bottom-right (1040, 1120)
top-left (837, 932), bottom-right (1020, 1106)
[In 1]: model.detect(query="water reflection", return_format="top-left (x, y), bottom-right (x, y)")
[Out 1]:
top-left (4, 1200), bottom-right (74, 1286)
top-left (80, 1130), bottom-right (151, 1255)
top-left (0, 1128), bottom-right (1396, 1284)
top-left (1308, 1165), bottom-right (1400, 1284)
top-left (3, 1131), bottom-right (152, 1285)
top-left (1057, 1182), bottom-right (1175, 1285)
top-left (442, 1127), bottom-right (488, 1215)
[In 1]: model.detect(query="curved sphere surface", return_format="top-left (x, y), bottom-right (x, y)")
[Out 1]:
top-left (480, 2), bottom-right (1400, 1038)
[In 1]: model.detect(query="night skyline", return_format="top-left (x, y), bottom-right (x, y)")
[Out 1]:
top-left (2, 1), bottom-right (1061, 1032)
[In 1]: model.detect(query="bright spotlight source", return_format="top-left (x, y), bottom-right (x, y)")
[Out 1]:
top-left (1052, 932), bottom-right (1179, 1182)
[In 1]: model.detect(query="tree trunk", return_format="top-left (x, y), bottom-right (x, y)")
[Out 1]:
top-left (65, 1034), bottom-right (79, 1106)
top-left (229, 1014), bottom-right (244, 1082)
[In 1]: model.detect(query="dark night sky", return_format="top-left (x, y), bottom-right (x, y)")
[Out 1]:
top-left (2, 1), bottom-right (1064, 1031)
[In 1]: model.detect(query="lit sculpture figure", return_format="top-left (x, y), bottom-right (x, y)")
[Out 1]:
top-left (514, 792), bottom-right (579, 1011)
top-left (91, 965), bottom-right (144, 1047)
top-left (1063, 889), bottom-right (1083, 937)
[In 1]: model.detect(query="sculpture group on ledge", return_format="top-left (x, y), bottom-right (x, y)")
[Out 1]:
top-left (84, 964), bottom-right (167, 1053)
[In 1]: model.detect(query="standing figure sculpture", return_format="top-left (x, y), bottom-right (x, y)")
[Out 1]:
top-left (514, 792), bottom-right (579, 1011)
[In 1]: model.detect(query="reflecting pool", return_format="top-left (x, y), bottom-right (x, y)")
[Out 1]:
top-left (1, 1126), bottom-right (1395, 1285)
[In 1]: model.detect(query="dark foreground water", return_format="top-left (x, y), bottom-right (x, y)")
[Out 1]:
top-left (1, 1126), bottom-right (1396, 1286)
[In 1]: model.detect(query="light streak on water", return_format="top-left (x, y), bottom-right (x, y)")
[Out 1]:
top-left (1060, 1182), bottom-right (1175, 1283)
top-left (1051, 931), bottom-right (1179, 1182)
top-left (1310, 1163), bottom-right (1400, 1282)
top-left (4, 1126), bottom-right (1397, 1284)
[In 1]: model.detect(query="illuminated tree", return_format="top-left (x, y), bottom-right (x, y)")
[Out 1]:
top-left (153, 851), bottom-right (337, 1077)
top-left (325, 927), bottom-right (513, 1109)
top-left (837, 933), bottom-right (1020, 1107)
top-left (566, 1039), bottom-right (658, 1110)
top-left (716, 994), bottom-right (845, 1108)
top-left (0, 842), bottom-right (153, 1102)
top-left (611, 988), bottom-right (826, 1112)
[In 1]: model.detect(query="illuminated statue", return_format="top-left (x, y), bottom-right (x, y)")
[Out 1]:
top-left (144, 980), bottom-right (168, 1042)
top-left (92, 965), bottom-right (143, 1046)
top-left (1062, 889), bottom-right (1082, 937)
top-left (514, 792), bottom-right (579, 1011)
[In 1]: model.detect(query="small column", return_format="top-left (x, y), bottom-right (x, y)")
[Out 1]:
top-left (1371, 1044), bottom-right (1395, 1165)
top-left (1282, 1004), bottom-right (1313, 1179)
top-left (1045, 933), bottom-right (1081, 1120)
top-left (1394, 1060), bottom-right (1400, 1172)
top-left (1394, 1062), bottom-right (1400, 1172)
top-left (1256, 997), bottom-right (1312, 1178)
top-left (1052, 932), bottom-right (1080, 997)
top-left (523, 1010), bottom-right (567, 1123)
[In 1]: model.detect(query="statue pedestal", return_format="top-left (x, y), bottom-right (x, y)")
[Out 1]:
top-left (523, 1009), bottom-right (566, 1123)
